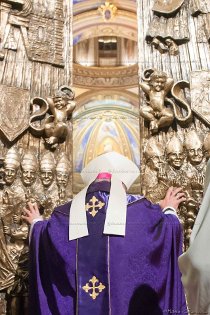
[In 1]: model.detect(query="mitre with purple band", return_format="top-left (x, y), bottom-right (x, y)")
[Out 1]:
top-left (69, 152), bottom-right (140, 240)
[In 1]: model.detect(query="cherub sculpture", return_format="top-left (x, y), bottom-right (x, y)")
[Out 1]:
top-left (44, 86), bottom-right (76, 147)
top-left (140, 69), bottom-right (192, 133)
top-left (29, 86), bottom-right (76, 148)
top-left (140, 69), bottom-right (174, 133)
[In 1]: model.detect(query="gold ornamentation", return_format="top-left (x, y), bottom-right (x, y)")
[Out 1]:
top-left (4, 148), bottom-right (20, 186)
top-left (190, 71), bottom-right (210, 126)
top-left (82, 276), bottom-right (106, 300)
top-left (21, 150), bottom-right (38, 187)
top-left (190, 0), bottom-right (210, 15)
top-left (40, 152), bottom-right (55, 188)
top-left (146, 2), bottom-right (189, 55)
top-left (85, 196), bottom-right (105, 217)
top-left (184, 130), bottom-right (204, 166)
top-left (0, 85), bottom-right (30, 142)
top-left (140, 69), bottom-right (174, 133)
top-left (140, 69), bottom-right (192, 134)
top-left (73, 63), bottom-right (138, 89)
top-left (204, 133), bottom-right (210, 158)
top-left (166, 135), bottom-right (185, 170)
top-left (142, 137), bottom-right (167, 201)
top-left (56, 154), bottom-right (71, 204)
top-left (56, 154), bottom-right (70, 186)
top-left (153, 0), bottom-right (185, 15)
top-left (29, 86), bottom-right (76, 148)
top-left (44, 86), bottom-right (75, 147)
top-left (98, 2), bottom-right (117, 22)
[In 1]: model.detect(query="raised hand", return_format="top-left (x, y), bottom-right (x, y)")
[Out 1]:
top-left (159, 186), bottom-right (186, 210)
top-left (21, 202), bottom-right (42, 225)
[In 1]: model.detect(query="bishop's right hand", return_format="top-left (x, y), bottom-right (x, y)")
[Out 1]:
top-left (159, 187), bottom-right (186, 211)
top-left (22, 202), bottom-right (42, 225)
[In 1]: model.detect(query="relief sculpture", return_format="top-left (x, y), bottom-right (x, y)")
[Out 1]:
top-left (0, 84), bottom-right (74, 314)
top-left (29, 86), bottom-right (76, 148)
top-left (146, 0), bottom-right (189, 55)
top-left (142, 130), bottom-right (208, 248)
top-left (140, 68), bottom-right (210, 248)
top-left (0, 86), bottom-right (30, 142)
top-left (0, 0), bottom-right (73, 312)
top-left (0, 147), bottom-right (29, 315)
top-left (190, 71), bottom-right (210, 126)
top-left (56, 154), bottom-right (71, 205)
top-left (39, 152), bottom-right (58, 219)
top-left (140, 69), bottom-right (192, 134)
top-left (142, 137), bottom-right (168, 202)
top-left (0, 0), bottom-right (64, 66)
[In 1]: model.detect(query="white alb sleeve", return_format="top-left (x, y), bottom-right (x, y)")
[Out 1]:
top-left (29, 217), bottom-right (44, 243)
top-left (162, 206), bottom-right (178, 218)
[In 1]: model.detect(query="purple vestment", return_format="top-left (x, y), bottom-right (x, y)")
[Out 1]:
top-left (29, 181), bottom-right (187, 315)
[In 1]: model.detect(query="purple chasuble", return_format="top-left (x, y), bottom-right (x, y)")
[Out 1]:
top-left (29, 181), bottom-right (187, 315)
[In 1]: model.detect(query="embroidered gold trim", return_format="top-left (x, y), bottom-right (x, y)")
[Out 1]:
top-left (85, 196), bottom-right (105, 217)
top-left (82, 275), bottom-right (106, 300)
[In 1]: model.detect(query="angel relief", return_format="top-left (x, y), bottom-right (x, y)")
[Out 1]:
top-left (29, 86), bottom-right (76, 148)
top-left (140, 69), bottom-right (192, 134)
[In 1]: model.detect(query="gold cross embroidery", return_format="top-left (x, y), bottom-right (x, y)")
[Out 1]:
top-left (85, 196), bottom-right (105, 217)
top-left (82, 275), bottom-right (106, 300)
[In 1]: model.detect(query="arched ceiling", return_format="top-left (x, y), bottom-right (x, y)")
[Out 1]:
top-left (73, 0), bottom-right (137, 15)
top-left (73, 1), bottom-right (138, 44)
top-left (74, 89), bottom-right (139, 111)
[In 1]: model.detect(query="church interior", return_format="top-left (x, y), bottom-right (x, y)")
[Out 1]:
top-left (0, 0), bottom-right (210, 313)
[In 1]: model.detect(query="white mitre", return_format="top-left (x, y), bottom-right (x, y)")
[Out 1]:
top-left (69, 152), bottom-right (140, 240)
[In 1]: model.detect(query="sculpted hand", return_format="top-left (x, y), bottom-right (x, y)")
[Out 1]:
top-left (13, 214), bottom-right (19, 224)
top-left (159, 186), bottom-right (186, 211)
top-left (3, 225), bottom-right (10, 235)
top-left (158, 165), bottom-right (167, 181)
top-left (21, 202), bottom-right (42, 225)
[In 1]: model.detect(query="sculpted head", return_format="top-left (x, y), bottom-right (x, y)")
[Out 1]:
top-left (149, 70), bottom-right (167, 92)
top-left (204, 133), bottom-right (210, 159)
top-left (56, 154), bottom-right (70, 187)
top-left (40, 152), bottom-right (55, 187)
top-left (144, 139), bottom-right (165, 171)
top-left (185, 130), bottom-right (203, 166)
top-left (21, 150), bottom-right (38, 186)
top-left (54, 85), bottom-right (75, 110)
top-left (4, 147), bottom-right (20, 185)
top-left (166, 135), bottom-right (184, 170)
